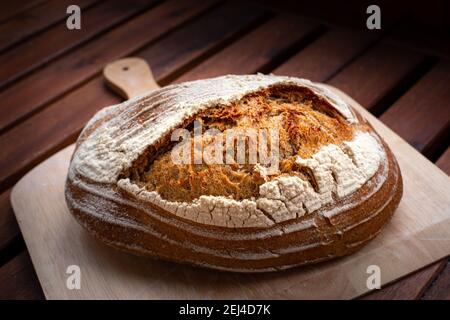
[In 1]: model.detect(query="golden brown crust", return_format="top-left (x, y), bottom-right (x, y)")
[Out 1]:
top-left (65, 76), bottom-right (402, 272)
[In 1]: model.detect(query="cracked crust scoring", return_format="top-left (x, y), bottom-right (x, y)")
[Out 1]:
top-left (65, 74), bottom-right (403, 272)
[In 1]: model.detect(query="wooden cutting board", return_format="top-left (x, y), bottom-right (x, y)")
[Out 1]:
top-left (11, 58), bottom-right (450, 299)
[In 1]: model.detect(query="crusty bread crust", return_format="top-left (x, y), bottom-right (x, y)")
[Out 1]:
top-left (65, 75), bottom-right (402, 272)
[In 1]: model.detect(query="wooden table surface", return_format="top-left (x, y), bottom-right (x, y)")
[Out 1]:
top-left (0, 0), bottom-right (449, 300)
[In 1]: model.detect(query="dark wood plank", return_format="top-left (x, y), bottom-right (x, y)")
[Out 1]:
top-left (436, 147), bottom-right (450, 176)
top-left (328, 44), bottom-right (426, 114)
top-left (0, 2), bottom-right (264, 248)
top-left (421, 261), bottom-right (450, 300)
top-left (136, 1), bottom-right (271, 85)
top-left (0, 0), bottom-right (218, 133)
top-left (0, 189), bottom-right (19, 252)
top-left (0, 0), bottom-right (45, 24)
top-left (273, 28), bottom-right (377, 81)
top-left (174, 14), bottom-right (322, 83)
top-left (258, 0), bottom-right (400, 29)
top-left (0, 251), bottom-right (44, 299)
top-left (380, 61), bottom-right (450, 158)
top-left (385, 23), bottom-right (450, 59)
top-left (0, 0), bottom-right (99, 53)
top-left (0, 0), bottom-right (160, 89)
top-left (0, 79), bottom-right (118, 192)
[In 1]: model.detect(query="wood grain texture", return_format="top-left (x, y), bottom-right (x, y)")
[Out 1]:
top-left (10, 87), bottom-right (450, 299)
top-left (0, 0), bottom-right (99, 53)
top-left (0, 0), bottom-right (160, 89)
top-left (174, 14), bottom-right (322, 83)
top-left (328, 44), bottom-right (426, 113)
top-left (0, 251), bottom-right (44, 300)
top-left (422, 261), bottom-right (450, 300)
top-left (273, 28), bottom-right (377, 81)
top-left (0, 0), bottom-right (217, 133)
top-left (380, 62), bottom-right (450, 158)
top-left (0, 78), bottom-right (119, 193)
top-left (138, 1), bottom-right (271, 84)
top-left (0, 0), bottom-right (45, 24)
top-left (104, 57), bottom-right (160, 99)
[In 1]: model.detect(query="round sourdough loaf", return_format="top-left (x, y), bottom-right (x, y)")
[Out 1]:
top-left (65, 74), bottom-right (402, 272)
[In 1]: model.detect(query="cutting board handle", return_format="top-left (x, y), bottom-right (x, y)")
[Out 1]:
top-left (103, 57), bottom-right (160, 100)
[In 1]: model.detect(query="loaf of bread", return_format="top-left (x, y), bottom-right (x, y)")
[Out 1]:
top-left (65, 74), bottom-right (402, 272)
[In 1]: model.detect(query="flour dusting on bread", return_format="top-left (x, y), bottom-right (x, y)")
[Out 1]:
top-left (69, 74), bottom-right (386, 229)
top-left (71, 75), bottom-right (356, 184)
top-left (117, 131), bottom-right (385, 227)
